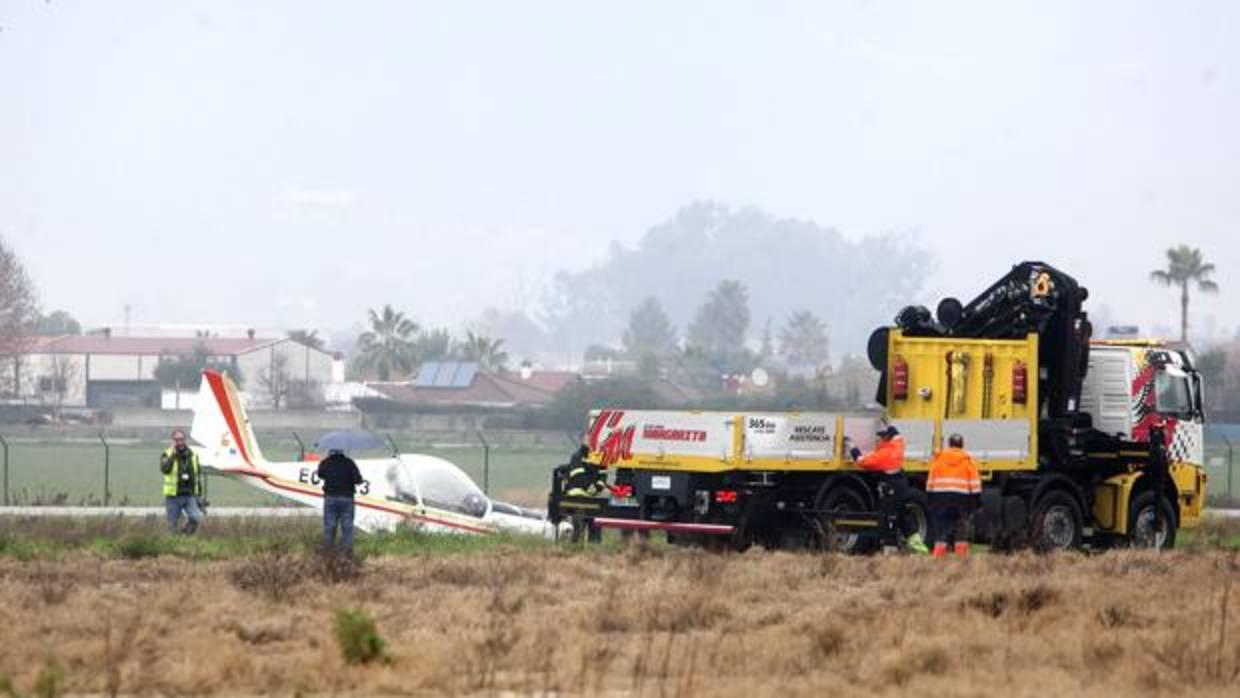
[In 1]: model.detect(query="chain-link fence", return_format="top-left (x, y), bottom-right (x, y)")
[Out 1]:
top-left (2, 427), bottom-right (1235, 510)
top-left (1205, 425), bottom-right (1239, 508)
top-left (0, 430), bottom-right (577, 509)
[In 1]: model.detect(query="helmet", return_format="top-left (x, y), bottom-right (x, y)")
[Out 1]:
top-left (462, 493), bottom-right (488, 518)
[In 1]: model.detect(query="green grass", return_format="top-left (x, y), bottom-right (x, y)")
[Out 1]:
top-left (0, 514), bottom-right (587, 561)
top-left (0, 440), bottom-right (566, 507)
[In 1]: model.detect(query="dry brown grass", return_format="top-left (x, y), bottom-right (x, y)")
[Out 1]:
top-left (0, 547), bottom-right (1238, 696)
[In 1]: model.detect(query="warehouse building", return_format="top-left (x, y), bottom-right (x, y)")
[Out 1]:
top-left (6, 330), bottom-right (335, 410)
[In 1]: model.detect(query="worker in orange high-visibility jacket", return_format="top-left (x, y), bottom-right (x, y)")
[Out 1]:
top-left (926, 433), bottom-right (982, 557)
top-left (850, 423), bottom-right (915, 553)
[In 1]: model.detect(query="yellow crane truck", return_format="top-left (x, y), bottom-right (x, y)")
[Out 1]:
top-left (549, 262), bottom-right (1208, 551)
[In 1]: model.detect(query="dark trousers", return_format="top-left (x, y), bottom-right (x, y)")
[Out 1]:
top-left (323, 495), bottom-right (356, 553)
top-left (876, 473), bottom-right (909, 546)
top-left (929, 493), bottom-right (977, 545)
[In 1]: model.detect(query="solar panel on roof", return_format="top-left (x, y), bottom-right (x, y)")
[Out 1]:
top-left (414, 363), bottom-right (441, 387)
top-left (451, 363), bottom-right (478, 387)
top-left (432, 361), bottom-right (458, 387)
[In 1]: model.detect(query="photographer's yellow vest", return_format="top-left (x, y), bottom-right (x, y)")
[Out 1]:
top-left (162, 448), bottom-right (202, 497)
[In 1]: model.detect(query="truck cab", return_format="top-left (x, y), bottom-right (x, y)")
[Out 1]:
top-left (1081, 341), bottom-right (1207, 545)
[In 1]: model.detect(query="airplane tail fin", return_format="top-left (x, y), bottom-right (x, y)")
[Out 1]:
top-left (190, 369), bottom-right (267, 472)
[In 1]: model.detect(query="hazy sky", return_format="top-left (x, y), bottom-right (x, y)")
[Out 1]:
top-left (2, 1), bottom-right (1237, 346)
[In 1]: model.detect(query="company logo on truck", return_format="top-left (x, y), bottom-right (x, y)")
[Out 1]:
top-left (747, 417), bottom-right (777, 434)
top-left (588, 410), bottom-right (635, 467)
top-left (642, 425), bottom-right (707, 442)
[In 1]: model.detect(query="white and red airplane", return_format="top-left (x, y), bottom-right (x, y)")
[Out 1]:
top-left (190, 369), bottom-right (557, 536)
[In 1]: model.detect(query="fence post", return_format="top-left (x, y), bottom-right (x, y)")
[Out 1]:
top-left (292, 431), bottom-right (306, 461)
top-left (476, 430), bottom-right (490, 495)
top-left (0, 434), bottom-right (8, 506)
top-left (1220, 432), bottom-right (1235, 505)
top-left (98, 432), bottom-right (111, 506)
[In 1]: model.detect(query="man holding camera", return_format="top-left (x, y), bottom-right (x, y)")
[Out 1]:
top-left (159, 429), bottom-right (204, 534)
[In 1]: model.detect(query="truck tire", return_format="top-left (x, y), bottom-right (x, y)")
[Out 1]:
top-left (1031, 490), bottom-right (1083, 552)
top-left (902, 490), bottom-right (930, 544)
top-left (1128, 491), bottom-right (1177, 550)
top-left (817, 486), bottom-right (877, 554)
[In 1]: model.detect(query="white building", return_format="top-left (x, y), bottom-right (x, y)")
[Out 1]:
top-left (5, 332), bottom-right (335, 410)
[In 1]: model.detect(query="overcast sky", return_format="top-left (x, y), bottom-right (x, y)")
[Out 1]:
top-left (1, 0), bottom-right (1237, 346)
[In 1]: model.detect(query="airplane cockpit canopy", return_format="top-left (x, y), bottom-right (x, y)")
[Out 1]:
top-left (386, 454), bottom-right (489, 518)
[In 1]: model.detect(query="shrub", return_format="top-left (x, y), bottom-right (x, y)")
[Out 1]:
top-left (229, 550), bottom-right (306, 602)
top-left (310, 551), bottom-right (363, 585)
top-left (115, 534), bottom-right (163, 560)
top-left (334, 608), bottom-right (388, 665)
top-left (33, 657), bottom-right (64, 698)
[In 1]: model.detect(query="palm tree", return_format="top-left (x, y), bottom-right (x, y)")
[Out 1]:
top-left (356, 305), bottom-right (419, 380)
top-left (287, 329), bottom-right (325, 351)
top-left (1149, 246), bottom-right (1219, 342)
top-left (460, 330), bottom-right (508, 371)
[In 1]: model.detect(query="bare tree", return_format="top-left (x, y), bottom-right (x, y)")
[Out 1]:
top-left (0, 237), bottom-right (38, 396)
top-left (259, 352), bottom-right (292, 409)
top-left (42, 354), bottom-right (79, 418)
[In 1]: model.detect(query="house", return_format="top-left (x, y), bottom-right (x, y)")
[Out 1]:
top-left (365, 361), bottom-right (581, 410)
top-left (5, 331), bottom-right (336, 409)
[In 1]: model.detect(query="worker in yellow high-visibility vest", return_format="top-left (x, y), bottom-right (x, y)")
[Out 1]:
top-left (159, 429), bottom-right (204, 534)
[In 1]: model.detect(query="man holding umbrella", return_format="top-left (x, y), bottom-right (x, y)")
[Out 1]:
top-left (317, 447), bottom-right (364, 555)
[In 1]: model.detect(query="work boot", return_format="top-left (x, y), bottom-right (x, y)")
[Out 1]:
top-left (906, 533), bottom-right (929, 555)
top-left (954, 542), bottom-right (969, 557)
top-left (931, 542), bottom-right (948, 557)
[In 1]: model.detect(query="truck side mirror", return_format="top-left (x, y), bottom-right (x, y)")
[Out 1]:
top-left (1191, 372), bottom-right (1206, 420)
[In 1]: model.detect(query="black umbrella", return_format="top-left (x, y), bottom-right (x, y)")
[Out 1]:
top-left (312, 429), bottom-right (388, 454)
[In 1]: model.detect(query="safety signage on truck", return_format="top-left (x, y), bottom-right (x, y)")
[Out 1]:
top-left (743, 413), bottom-right (838, 460)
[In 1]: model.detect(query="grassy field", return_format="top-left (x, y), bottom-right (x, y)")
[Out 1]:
top-left (0, 516), bottom-right (1238, 696)
top-left (0, 439), bottom-right (566, 508)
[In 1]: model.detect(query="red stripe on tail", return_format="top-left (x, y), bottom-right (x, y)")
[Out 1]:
top-left (205, 370), bottom-right (252, 466)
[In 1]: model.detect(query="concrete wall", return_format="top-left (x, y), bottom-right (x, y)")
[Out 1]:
top-left (9, 353), bottom-right (89, 408)
top-left (88, 354), bottom-right (158, 381)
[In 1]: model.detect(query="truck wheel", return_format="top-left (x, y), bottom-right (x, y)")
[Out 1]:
top-left (1031, 491), bottom-right (1082, 552)
top-left (817, 487), bottom-right (876, 554)
top-left (1128, 491), bottom-right (1177, 550)
top-left (902, 491), bottom-right (930, 543)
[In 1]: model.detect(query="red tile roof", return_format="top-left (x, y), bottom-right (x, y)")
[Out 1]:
top-left (31, 335), bottom-right (282, 356)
